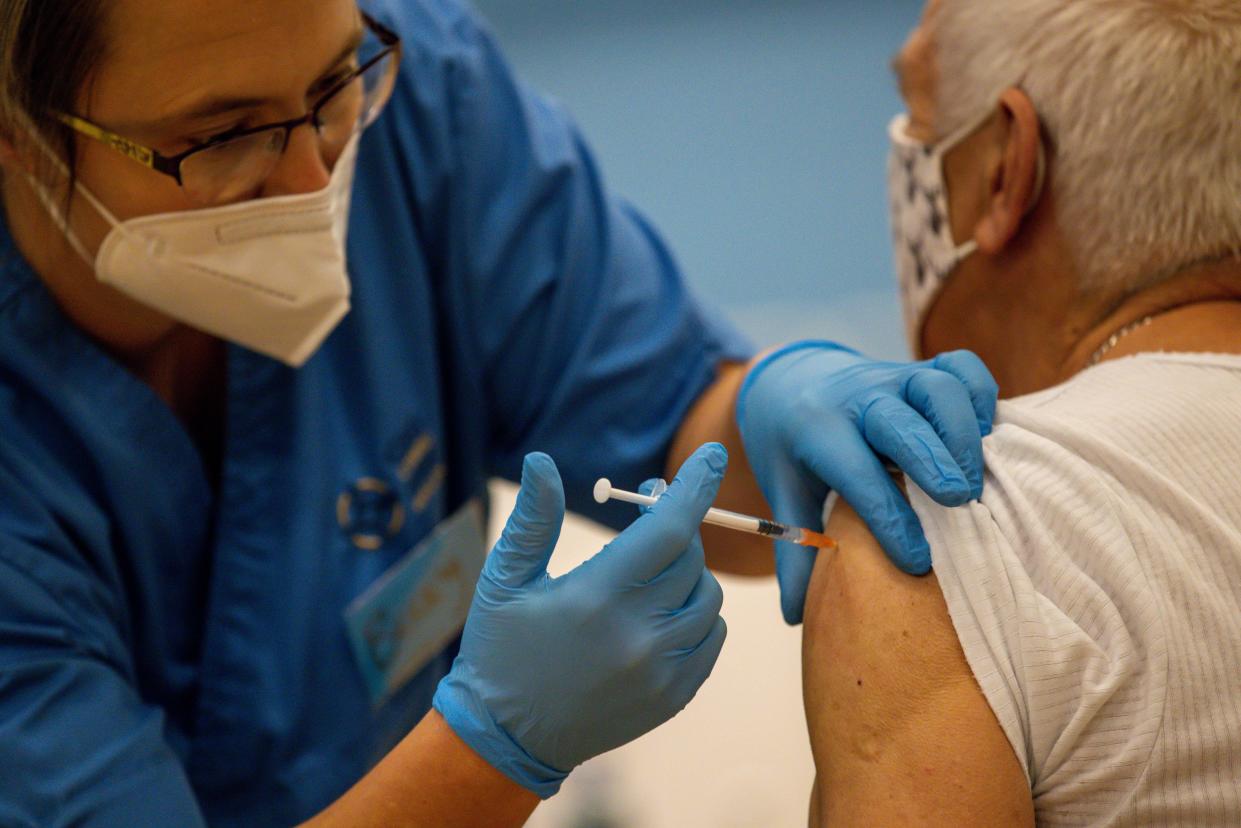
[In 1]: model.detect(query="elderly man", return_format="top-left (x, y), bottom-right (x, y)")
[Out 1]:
top-left (800, 0), bottom-right (1241, 824)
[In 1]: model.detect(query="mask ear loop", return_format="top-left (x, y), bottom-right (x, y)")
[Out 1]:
top-left (21, 171), bottom-right (96, 266)
top-left (931, 112), bottom-right (993, 262)
top-left (935, 100), bottom-right (1049, 258)
top-left (959, 118), bottom-right (1048, 259)
top-left (11, 108), bottom-right (132, 266)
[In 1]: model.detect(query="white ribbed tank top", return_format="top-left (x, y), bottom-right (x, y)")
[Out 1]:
top-left (909, 352), bottom-right (1241, 826)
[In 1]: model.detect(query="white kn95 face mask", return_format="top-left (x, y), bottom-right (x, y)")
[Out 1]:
top-left (27, 134), bottom-right (361, 368)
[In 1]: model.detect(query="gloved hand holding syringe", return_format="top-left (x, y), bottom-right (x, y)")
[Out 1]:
top-left (594, 478), bottom-right (838, 550)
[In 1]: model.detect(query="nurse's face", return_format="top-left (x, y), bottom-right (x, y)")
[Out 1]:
top-left (71, 0), bottom-right (364, 226)
top-left (4, 0), bottom-right (363, 353)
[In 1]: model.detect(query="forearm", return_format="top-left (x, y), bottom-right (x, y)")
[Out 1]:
top-left (668, 358), bottom-right (775, 576)
top-left (302, 710), bottom-right (539, 828)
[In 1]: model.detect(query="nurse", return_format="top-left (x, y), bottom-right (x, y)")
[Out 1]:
top-left (0, 0), bottom-right (997, 825)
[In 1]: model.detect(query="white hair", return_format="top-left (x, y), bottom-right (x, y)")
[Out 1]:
top-left (933, 0), bottom-right (1241, 292)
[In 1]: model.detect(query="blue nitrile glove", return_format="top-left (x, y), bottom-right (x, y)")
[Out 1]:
top-left (433, 444), bottom-right (729, 798)
top-left (736, 341), bottom-right (997, 624)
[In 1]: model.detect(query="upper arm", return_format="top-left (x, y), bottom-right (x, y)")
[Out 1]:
top-left (0, 551), bottom-right (206, 827)
top-left (801, 500), bottom-right (1032, 827)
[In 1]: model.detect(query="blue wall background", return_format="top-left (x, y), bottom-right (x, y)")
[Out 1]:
top-left (470, 0), bottom-right (925, 359)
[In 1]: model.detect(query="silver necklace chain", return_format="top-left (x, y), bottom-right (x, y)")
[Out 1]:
top-left (1088, 315), bottom-right (1155, 367)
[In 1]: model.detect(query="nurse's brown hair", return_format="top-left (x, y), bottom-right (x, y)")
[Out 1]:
top-left (0, 0), bottom-right (107, 182)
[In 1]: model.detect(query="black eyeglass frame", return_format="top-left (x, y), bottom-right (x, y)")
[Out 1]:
top-left (56, 12), bottom-right (401, 187)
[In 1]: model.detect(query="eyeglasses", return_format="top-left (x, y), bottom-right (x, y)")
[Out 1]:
top-left (57, 12), bottom-right (401, 206)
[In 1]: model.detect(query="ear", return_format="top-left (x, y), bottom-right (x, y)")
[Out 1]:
top-left (974, 88), bottom-right (1043, 256)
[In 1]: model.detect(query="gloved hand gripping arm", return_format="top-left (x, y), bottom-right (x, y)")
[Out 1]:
top-left (737, 342), bottom-right (998, 624)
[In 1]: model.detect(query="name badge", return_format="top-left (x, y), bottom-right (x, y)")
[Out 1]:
top-left (344, 500), bottom-right (487, 706)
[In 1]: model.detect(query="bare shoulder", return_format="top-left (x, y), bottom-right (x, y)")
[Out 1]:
top-left (801, 499), bottom-right (1032, 827)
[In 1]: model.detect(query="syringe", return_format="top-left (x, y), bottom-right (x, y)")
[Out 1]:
top-left (593, 479), bottom-right (838, 550)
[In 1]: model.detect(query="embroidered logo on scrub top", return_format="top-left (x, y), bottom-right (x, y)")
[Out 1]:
top-left (336, 431), bottom-right (448, 551)
top-left (336, 478), bottom-right (406, 551)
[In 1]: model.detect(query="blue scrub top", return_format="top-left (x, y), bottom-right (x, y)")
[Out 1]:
top-left (0, 1), bottom-right (752, 825)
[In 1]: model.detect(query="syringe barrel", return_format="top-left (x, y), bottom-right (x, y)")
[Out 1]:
top-left (702, 507), bottom-right (764, 534)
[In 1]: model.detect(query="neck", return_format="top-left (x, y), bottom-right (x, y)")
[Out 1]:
top-left (1061, 259), bottom-right (1241, 378)
top-left (928, 256), bottom-right (1241, 398)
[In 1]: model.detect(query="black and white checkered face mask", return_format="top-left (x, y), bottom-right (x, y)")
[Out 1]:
top-left (887, 112), bottom-right (987, 353)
